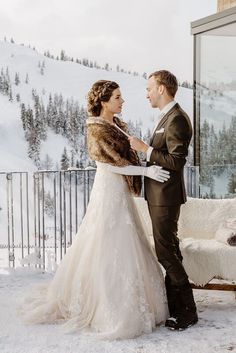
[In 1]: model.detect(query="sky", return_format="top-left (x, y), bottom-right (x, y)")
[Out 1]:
top-left (0, 0), bottom-right (217, 82)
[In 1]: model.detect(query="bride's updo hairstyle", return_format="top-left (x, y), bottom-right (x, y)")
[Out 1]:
top-left (87, 80), bottom-right (119, 117)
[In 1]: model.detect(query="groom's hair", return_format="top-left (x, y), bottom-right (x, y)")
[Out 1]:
top-left (149, 70), bottom-right (178, 97)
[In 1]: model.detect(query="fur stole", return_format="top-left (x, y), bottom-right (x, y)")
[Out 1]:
top-left (86, 116), bottom-right (142, 196)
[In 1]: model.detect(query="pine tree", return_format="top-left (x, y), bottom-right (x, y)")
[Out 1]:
top-left (76, 106), bottom-right (88, 165)
top-left (82, 58), bottom-right (89, 67)
top-left (20, 103), bottom-right (27, 130)
top-left (60, 50), bottom-right (66, 61)
top-left (46, 94), bottom-right (54, 127)
top-left (200, 119), bottom-right (213, 187)
top-left (15, 72), bottom-right (20, 85)
top-left (25, 73), bottom-right (29, 84)
top-left (41, 154), bottom-right (53, 170)
top-left (70, 150), bottom-right (75, 167)
top-left (142, 72), bottom-right (147, 80)
top-left (39, 100), bottom-right (47, 140)
top-left (68, 104), bottom-right (80, 151)
top-left (34, 94), bottom-right (47, 140)
top-left (228, 116), bottom-right (236, 164)
top-left (25, 107), bottom-right (34, 131)
top-left (61, 147), bottom-right (69, 170)
top-left (228, 173), bottom-right (236, 194)
top-left (44, 191), bottom-right (54, 217)
top-left (0, 75), bottom-right (3, 93)
top-left (27, 129), bottom-right (41, 167)
top-left (218, 122), bottom-right (228, 164)
top-left (200, 119), bottom-right (210, 164)
top-left (9, 88), bottom-right (13, 102)
top-left (2, 67), bottom-right (11, 96)
top-left (209, 124), bottom-right (218, 164)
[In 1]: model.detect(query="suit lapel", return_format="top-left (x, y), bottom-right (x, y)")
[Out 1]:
top-left (149, 103), bottom-right (179, 145)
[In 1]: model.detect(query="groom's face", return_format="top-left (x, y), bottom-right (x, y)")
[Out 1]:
top-left (146, 76), bottom-right (161, 108)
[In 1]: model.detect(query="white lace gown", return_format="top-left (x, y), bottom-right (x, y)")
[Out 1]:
top-left (21, 162), bottom-right (168, 340)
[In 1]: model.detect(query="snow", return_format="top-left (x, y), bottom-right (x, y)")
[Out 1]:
top-left (200, 90), bottom-right (236, 132)
top-left (0, 268), bottom-right (235, 353)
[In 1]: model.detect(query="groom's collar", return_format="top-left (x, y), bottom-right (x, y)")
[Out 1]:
top-left (159, 100), bottom-right (176, 116)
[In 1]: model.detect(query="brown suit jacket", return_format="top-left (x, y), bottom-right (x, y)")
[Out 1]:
top-left (144, 103), bottom-right (192, 206)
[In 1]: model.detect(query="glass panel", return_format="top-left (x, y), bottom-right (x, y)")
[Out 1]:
top-left (196, 22), bottom-right (236, 198)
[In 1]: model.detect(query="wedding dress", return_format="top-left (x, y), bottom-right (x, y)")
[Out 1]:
top-left (20, 161), bottom-right (168, 340)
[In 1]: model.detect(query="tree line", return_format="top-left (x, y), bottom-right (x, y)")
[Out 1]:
top-left (200, 116), bottom-right (236, 197)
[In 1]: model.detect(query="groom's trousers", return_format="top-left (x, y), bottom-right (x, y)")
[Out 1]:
top-left (148, 204), bottom-right (189, 286)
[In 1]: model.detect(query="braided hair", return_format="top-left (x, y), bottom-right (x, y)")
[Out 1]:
top-left (87, 80), bottom-right (119, 116)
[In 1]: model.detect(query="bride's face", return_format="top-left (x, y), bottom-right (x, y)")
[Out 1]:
top-left (103, 88), bottom-right (124, 114)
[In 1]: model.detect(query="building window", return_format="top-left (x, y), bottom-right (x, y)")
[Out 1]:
top-left (193, 10), bottom-right (236, 198)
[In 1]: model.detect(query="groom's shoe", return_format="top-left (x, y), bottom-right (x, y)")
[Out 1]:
top-left (165, 310), bottom-right (198, 330)
top-left (165, 281), bottom-right (198, 330)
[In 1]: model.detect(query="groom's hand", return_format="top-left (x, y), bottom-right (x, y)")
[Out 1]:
top-left (129, 136), bottom-right (149, 153)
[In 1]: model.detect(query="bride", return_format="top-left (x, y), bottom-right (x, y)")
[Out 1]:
top-left (20, 80), bottom-right (170, 340)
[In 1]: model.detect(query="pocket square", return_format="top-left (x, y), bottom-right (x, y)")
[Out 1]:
top-left (155, 128), bottom-right (165, 134)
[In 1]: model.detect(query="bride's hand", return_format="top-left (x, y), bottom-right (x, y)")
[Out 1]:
top-left (144, 165), bottom-right (170, 183)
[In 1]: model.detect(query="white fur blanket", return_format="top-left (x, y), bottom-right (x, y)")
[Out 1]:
top-left (180, 238), bottom-right (236, 286)
top-left (215, 218), bottom-right (236, 246)
top-left (134, 197), bottom-right (236, 286)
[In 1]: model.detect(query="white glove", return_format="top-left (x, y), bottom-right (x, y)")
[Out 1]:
top-left (143, 165), bottom-right (170, 183)
top-left (105, 164), bottom-right (170, 183)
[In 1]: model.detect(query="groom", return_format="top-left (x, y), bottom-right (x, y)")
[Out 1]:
top-left (129, 70), bottom-right (198, 330)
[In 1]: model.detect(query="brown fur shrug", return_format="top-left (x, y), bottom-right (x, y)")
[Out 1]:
top-left (86, 116), bottom-right (142, 196)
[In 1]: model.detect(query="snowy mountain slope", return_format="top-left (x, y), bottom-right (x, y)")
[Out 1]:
top-left (0, 40), bottom-right (193, 172)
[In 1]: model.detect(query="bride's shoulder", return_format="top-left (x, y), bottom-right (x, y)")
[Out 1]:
top-left (87, 116), bottom-right (104, 126)
top-left (87, 116), bottom-right (113, 128)
top-left (86, 117), bottom-right (115, 141)
top-left (86, 117), bottom-right (109, 134)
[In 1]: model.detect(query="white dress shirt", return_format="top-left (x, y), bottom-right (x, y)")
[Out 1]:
top-left (146, 100), bottom-right (176, 162)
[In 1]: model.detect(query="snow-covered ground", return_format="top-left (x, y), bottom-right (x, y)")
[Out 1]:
top-left (0, 267), bottom-right (235, 353)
